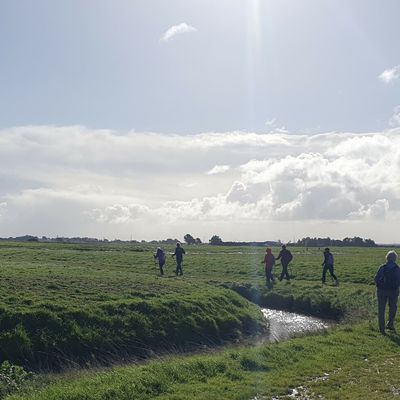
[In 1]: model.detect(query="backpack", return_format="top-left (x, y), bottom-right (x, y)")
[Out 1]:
top-left (377, 265), bottom-right (399, 290)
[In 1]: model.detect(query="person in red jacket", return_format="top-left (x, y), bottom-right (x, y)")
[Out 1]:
top-left (262, 248), bottom-right (276, 285)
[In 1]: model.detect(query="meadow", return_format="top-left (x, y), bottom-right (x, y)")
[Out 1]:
top-left (0, 241), bottom-right (399, 399)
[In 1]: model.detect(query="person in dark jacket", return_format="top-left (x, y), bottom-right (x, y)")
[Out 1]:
top-left (154, 247), bottom-right (166, 276)
top-left (172, 242), bottom-right (186, 276)
top-left (321, 248), bottom-right (338, 285)
top-left (262, 248), bottom-right (275, 285)
top-left (374, 250), bottom-right (400, 334)
top-left (276, 245), bottom-right (293, 281)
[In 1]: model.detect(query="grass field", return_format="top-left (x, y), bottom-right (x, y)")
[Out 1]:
top-left (0, 241), bottom-right (398, 399)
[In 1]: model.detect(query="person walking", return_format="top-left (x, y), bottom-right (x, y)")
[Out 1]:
top-left (276, 245), bottom-right (293, 281)
top-left (172, 242), bottom-right (186, 276)
top-left (154, 247), bottom-right (166, 276)
top-left (374, 250), bottom-right (400, 334)
top-left (262, 248), bottom-right (275, 285)
top-left (321, 248), bottom-right (338, 285)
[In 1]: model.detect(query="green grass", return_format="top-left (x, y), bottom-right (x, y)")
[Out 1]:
top-left (0, 242), bottom-right (397, 398)
top-left (8, 322), bottom-right (400, 400)
top-left (0, 242), bottom-right (279, 369)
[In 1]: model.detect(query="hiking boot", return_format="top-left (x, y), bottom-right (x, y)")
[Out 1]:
top-left (335, 279), bottom-right (339, 286)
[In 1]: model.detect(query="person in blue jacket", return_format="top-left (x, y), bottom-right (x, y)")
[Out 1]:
top-left (276, 245), bottom-right (293, 281)
top-left (321, 248), bottom-right (338, 285)
top-left (172, 242), bottom-right (186, 276)
top-left (154, 247), bottom-right (166, 276)
top-left (374, 250), bottom-right (400, 334)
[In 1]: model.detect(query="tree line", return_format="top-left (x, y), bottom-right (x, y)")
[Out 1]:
top-left (294, 236), bottom-right (376, 247)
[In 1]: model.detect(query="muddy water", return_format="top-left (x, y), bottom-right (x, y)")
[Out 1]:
top-left (260, 309), bottom-right (330, 342)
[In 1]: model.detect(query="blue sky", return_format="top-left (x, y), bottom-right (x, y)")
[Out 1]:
top-left (0, 1), bottom-right (400, 242)
top-left (1, 0), bottom-right (399, 133)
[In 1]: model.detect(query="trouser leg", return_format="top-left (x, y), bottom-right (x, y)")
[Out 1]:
top-left (159, 262), bottom-right (164, 275)
top-left (266, 269), bottom-right (273, 282)
top-left (387, 290), bottom-right (399, 328)
top-left (328, 265), bottom-right (337, 280)
top-left (377, 290), bottom-right (388, 333)
top-left (176, 261), bottom-right (183, 275)
top-left (280, 264), bottom-right (289, 280)
top-left (322, 265), bottom-right (328, 283)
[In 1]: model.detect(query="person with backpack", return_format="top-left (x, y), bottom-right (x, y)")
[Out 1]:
top-left (262, 248), bottom-right (276, 285)
top-left (154, 247), bottom-right (166, 276)
top-left (276, 244), bottom-right (293, 281)
top-left (172, 242), bottom-right (186, 276)
top-left (321, 248), bottom-right (338, 285)
top-left (374, 250), bottom-right (400, 334)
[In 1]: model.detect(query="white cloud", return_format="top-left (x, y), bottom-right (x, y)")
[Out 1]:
top-left (379, 65), bottom-right (400, 83)
top-left (207, 165), bottom-right (230, 175)
top-left (389, 105), bottom-right (400, 127)
top-left (264, 118), bottom-right (290, 134)
top-left (349, 199), bottom-right (389, 219)
top-left (274, 127), bottom-right (290, 134)
top-left (2, 126), bottom-right (400, 241)
top-left (160, 23), bottom-right (197, 42)
top-left (87, 204), bottom-right (150, 224)
top-left (265, 118), bottom-right (276, 127)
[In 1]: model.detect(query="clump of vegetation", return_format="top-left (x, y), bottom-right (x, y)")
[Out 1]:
top-left (0, 361), bottom-right (33, 399)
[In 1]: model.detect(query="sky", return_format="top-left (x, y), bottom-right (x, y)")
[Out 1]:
top-left (0, 0), bottom-right (399, 242)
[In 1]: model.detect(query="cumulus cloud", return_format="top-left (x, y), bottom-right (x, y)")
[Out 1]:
top-left (206, 165), bottom-right (230, 175)
top-left (349, 199), bottom-right (389, 219)
top-left (87, 204), bottom-right (150, 224)
top-left (379, 65), bottom-right (400, 83)
top-left (1, 125), bottom-right (400, 241)
top-left (160, 23), bottom-right (197, 42)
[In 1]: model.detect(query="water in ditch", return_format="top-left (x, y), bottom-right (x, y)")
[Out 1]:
top-left (260, 308), bottom-right (330, 343)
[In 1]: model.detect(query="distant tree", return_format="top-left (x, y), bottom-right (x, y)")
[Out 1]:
top-left (365, 238), bottom-right (376, 247)
top-left (195, 237), bottom-right (202, 245)
top-left (209, 235), bottom-right (223, 245)
top-left (184, 234), bottom-right (196, 245)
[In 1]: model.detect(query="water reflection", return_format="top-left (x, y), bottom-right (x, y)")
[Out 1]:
top-left (261, 309), bottom-right (330, 342)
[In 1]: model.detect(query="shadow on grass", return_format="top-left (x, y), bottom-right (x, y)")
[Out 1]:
top-left (388, 331), bottom-right (400, 346)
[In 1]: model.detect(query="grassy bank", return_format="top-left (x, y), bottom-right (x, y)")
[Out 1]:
top-left (8, 322), bottom-right (399, 400)
top-left (229, 280), bottom-right (375, 320)
top-left (0, 286), bottom-right (266, 370)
